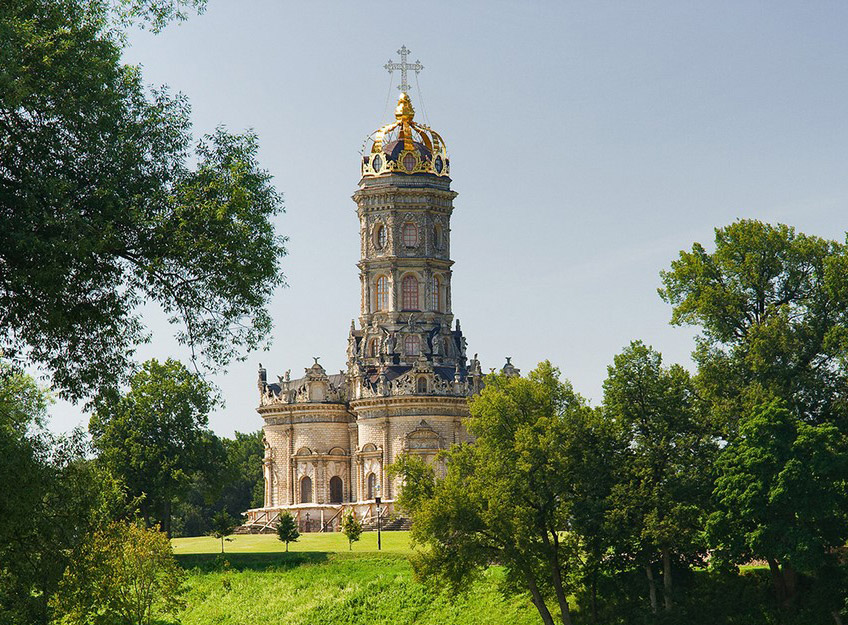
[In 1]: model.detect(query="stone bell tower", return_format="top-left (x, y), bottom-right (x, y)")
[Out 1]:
top-left (345, 71), bottom-right (483, 499)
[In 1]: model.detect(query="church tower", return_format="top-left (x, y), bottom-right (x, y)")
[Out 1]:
top-left (347, 91), bottom-right (470, 381)
top-left (248, 48), bottom-right (494, 529)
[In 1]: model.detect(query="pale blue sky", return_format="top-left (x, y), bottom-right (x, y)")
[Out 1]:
top-left (48, 1), bottom-right (848, 435)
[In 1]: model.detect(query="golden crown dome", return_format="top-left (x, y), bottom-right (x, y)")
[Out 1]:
top-left (361, 93), bottom-right (449, 178)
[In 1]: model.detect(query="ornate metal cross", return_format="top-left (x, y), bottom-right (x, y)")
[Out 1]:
top-left (384, 45), bottom-right (423, 93)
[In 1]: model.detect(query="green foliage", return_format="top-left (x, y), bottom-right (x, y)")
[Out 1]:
top-left (0, 0), bottom-right (286, 402)
top-left (171, 429), bottom-right (264, 537)
top-left (388, 453), bottom-right (435, 516)
top-left (659, 220), bottom-right (848, 432)
top-left (209, 511), bottom-right (238, 553)
top-left (90, 358), bottom-right (216, 535)
top-left (707, 399), bottom-right (848, 610)
top-left (276, 511), bottom-right (300, 552)
top-left (602, 341), bottom-right (717, 612)
top-left (51, 521), bottom-right (186, 625)
top-left (0, 360), bottom-right (125, 625)
top-left (341, 510), bottom-right (363, 550)
top-left (396, 362), bottom-right (620, 625)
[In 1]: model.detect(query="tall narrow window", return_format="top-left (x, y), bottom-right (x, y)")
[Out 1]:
top-left (367, 473), bottom-right (376, 499)
top-left (417, 377), bottom-right (428, 393)
top-left (402, 275), bottom-right (419, 310)
top-left (433, 275), bottom-right (442, 312)
top-left (369, 339), bottom-right (379, 357)
top-left (404, 335), bottom-right (420, 356)
top-left (300, 476), bottom-right (313, 504)
top-left (374, 224), bottom-right (386, 249)
top-left (329, 476), bottom-right (343, 504)
top-left (375, 275), bottom-right (389, 311)
top-left (434, 224), bottom-right (442, 249)
top-left (402, 223), bottom-right (418, 248)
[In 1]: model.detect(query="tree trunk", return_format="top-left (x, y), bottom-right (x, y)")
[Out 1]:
top-left (767, 558), bottom-right (786, 605)
top-left (645, 564), bottom-right (658, 614)
top-left (832, 610), bottom-right (845, 625)
top-left (220, 537), bottom-right (224, 553)
top-left (782, 563), bottom-right (797, 604)
top-left (163, 499), bottom-right (172, 538)
top-left (526, 575), bottom-right (556, 625)
top-left (662, 548), bottom-right (673, 613)
top-left (547, 532), bottom-right (574, 625)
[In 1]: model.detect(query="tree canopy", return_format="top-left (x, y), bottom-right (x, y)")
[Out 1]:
top-left (394, 362), bottom-right (620, 625)
top-left (0, 0), bottom-right (286, 402)
top-left (659, 220), bottom-right (848, 431)
top-left (90, 358), bottom-right (215, 536)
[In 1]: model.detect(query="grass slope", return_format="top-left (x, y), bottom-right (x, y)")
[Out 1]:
top-left (172, 532), bottom-right (542, 625)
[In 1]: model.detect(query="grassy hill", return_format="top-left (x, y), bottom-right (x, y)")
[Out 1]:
top-left (171, 532), bottom-right (542, 625)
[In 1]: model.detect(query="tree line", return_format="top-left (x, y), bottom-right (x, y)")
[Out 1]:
top-left (393, 220), bottom-right (848, 625)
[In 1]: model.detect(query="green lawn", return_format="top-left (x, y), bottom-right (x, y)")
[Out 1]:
top-left (173, 530), bottom-right (413, 555)
top-left (171, 532), bottom-right (542, 625)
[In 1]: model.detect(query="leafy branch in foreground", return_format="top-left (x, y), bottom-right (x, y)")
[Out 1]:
top-left (0, 0), bottom-right (286, 402)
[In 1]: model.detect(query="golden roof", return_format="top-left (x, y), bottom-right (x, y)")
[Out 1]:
top-left (361, 93), bottom-right (449, 178)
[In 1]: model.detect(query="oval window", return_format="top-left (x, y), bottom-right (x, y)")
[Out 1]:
top-left (434, 155), bottom-right (443, 174)
top-left (375, 224), bottom-right (386, 249)
top-left (403, 153), bottom-right (416, 172)
top-left (372, 154), bottom-right (383, 172)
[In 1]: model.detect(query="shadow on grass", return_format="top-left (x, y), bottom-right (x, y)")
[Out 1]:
top-left (176, 551), bottom-right (330, 572)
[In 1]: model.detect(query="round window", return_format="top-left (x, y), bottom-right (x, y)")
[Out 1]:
top-left (403, 153), bottom-right (416, 172)
top-left (372, 154), bottom-right (383, 172)
top-left (434, 155), bottom-right (443, 174)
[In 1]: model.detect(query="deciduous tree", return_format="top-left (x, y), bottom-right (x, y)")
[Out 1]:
top-left (394, 362), bottom-right (620, 625)
top-left (706, 399), bottom-right (848, 619)
top-left (50, 521), bottom-right (186, 625)
top-left (0, 0), bottom-right (286, 402)
top-left (603, 341), bottom-right (717, 614)
top-left (659, 220), bottom-right (848, 433)
top-left (90, 358), bottom-right (215, 536)
top-left (209, 511), bottom-right (238, 554)
top-left (0, 360), bottom-right (124, 625)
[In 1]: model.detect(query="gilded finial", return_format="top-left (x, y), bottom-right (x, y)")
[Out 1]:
top-left (395, 92), bottom-right (415, 122)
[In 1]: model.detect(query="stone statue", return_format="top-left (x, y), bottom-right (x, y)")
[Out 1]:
top-left (383, 330), bottom-right (395, 355)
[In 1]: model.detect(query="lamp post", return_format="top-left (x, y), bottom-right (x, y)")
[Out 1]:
top-left (375, 483), bottom-right (382, 551)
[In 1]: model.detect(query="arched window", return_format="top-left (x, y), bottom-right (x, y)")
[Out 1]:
top-left (417, 377), bottom-right (428, 394)
top-left (404, 335), bottom-right (420, 356)
top-left (369, 338), bottom-right (379, 357)
top-left (367, 472), bottom-right (376, 499)
top-left (329, 476), bottom-right (343, 504)
top-left (433, 275), bottom-right (442, 312)
top-left (401, 275), bottom-right (418, 310)
top-left (375, 275), bottom-right (389, 311)
top-left (434, 224), bottom-right (442, 249)
top-left (402, 222), bottom-right (418, 248)
top-left (300, 476), bottom-right (313, 504)
top-left (374, 224), bottom-right (386, 249)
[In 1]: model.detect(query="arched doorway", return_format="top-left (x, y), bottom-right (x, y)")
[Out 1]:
top-left (300, 476), bottom-right (313, 503)
top-left (329, 476), bottom-right (343, 504)
top-left (367, 472), bottom-right (376, 499)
